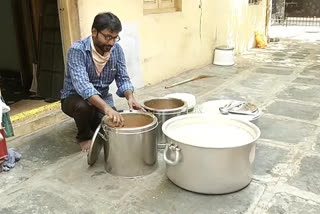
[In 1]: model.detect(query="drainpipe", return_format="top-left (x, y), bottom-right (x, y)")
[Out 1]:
top-left (265, 0), bottom-right (272, 41)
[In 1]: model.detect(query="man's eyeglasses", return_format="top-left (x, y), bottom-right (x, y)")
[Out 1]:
top-left (98, 31), bottom-right (120, 42)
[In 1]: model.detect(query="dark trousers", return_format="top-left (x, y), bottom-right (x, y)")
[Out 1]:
top-left (61, 94), bottom-right (105, 142)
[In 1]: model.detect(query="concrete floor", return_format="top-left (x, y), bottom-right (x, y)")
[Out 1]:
top-left (1, 27), bottom-right (320, 214)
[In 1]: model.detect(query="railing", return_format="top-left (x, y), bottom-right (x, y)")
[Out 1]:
top-left (272, 17), bottom-right (320, 26)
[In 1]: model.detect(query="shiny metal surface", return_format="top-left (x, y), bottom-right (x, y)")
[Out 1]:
top-left (198, 100), bottom-right (263, 122)
top-left (162, 114), bottom-right (260, 194)
top-left (87, 123), bottom-right (105, 166)
top-left (164, 93), bottom-right (196, 112)
top-left (143, 98), bottom-right (188, 149)
top-left (102, 112), bottom-right (158, 177)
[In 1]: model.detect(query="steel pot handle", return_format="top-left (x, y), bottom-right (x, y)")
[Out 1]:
top-left (249, 144), bottom-right (256, 165)
top-left (98, 132), bottom-right (107, 142)
top-left (164, 143), bottom-right (181, 166)
top-left (101, 118), bottom-right (109, 161)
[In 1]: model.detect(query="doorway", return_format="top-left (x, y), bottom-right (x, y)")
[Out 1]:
top-left (0, 0), bottom-right (65, 116)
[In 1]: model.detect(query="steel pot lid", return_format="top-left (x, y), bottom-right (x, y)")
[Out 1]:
top-left (162, 114), bottom-right (260, 149)
top-left (164, 93), bottom-right (196, 111)
top-left (102, 111), bottom-right (158, 134)
top-left (87, 123), bottom-right (106, 166)
top-left (142, 97), bottom-right (188, 114)
top-left (198, 100), bottom-right (263, 121)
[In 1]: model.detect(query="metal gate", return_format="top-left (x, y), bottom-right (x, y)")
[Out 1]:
top-left (271, 0), bottom-right (320, 26)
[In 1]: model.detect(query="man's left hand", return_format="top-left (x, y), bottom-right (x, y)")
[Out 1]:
top-left (127, 96), bottom-right (146, 112)
top-left (124, 90), bottom-right (146, 112)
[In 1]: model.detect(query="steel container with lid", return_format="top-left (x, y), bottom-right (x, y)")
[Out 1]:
top-left (142, 98), bottom-right (188, 149)
top-left (162, 114), bottom-right (260, 194)
top-left (88, 111), bottom-right (158, 177)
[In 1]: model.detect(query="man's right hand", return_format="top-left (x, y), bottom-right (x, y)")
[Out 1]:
top-left (88, 95), bottom-right (124, 127)
top-left (104, 107), bottom-right (124, 127)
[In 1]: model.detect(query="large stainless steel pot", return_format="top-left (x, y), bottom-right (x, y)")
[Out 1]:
top-left (143, 98), bottom-right (188, 149)
top-left (102, 111), bottom-right (158, 177)
top-left (162, 114), bottom-right (260, 194)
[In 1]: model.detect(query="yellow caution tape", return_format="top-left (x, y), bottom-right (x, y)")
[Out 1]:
top-left (10, 101), bottom-right (61, 123)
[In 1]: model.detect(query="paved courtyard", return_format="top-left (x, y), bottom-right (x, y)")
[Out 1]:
top-left (1, 26), bottom-right (320, 213)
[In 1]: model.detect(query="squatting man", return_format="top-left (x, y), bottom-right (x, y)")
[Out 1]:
top-left (60, 12), bottom-right (144, 152)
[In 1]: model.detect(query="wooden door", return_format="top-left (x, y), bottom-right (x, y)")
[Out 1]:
top-left (37, 0), bottom-right (64, 100)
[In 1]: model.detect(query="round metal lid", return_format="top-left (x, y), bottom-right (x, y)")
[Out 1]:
top-left (164, 93), bottom-right (196, 111)
top-left (87, 123), bottom-right (106, 166)
top-left (198, 100), bottom-right (262, 121)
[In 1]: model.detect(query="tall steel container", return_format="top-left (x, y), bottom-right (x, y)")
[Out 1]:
top-left (102, 112), bottom-right (158, 177)
top-left (142, 98), bottom-right (188, 149)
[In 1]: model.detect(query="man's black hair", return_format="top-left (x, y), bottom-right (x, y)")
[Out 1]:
top-left (92, 12), bottom-right (122, 33)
